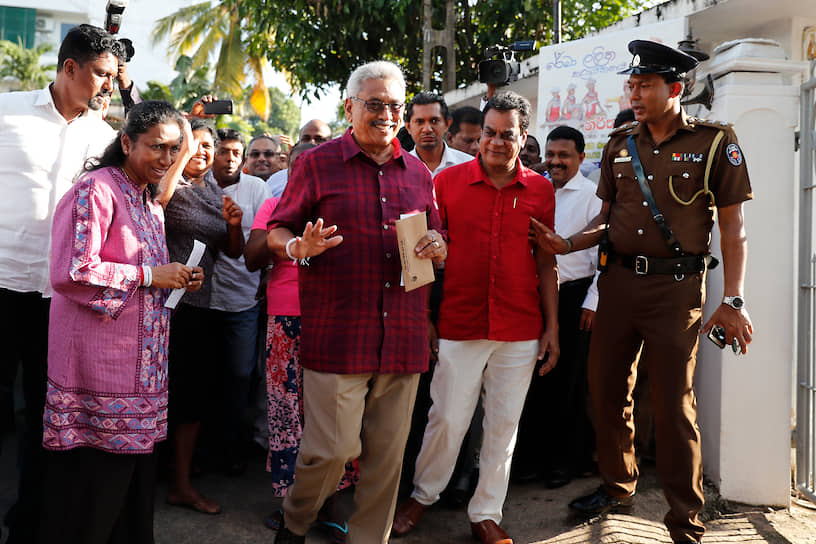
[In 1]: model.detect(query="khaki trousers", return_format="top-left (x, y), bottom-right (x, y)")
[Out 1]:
top-left (283, 369), bottom-right (419, 544)
top-left (589, 264), bottom-right (706, 543)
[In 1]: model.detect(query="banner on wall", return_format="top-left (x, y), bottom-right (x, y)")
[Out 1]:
top-left (536, 19), bottom-right (686, 166)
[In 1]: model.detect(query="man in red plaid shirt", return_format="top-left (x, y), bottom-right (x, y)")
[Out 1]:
top-left (266, 60), bottom-right (447, 544)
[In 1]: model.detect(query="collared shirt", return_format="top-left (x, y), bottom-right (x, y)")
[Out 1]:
top-left (598, 112), bottom-right (752, 258)
top-left (209, 171), bottom-right (270, 312)
top-left (554, 171), bottom-right (602, 311)
top-left (266, 168), bottom-right (288, 197)
top-left (435, 156), bottom-right (555, 341)
top-left (269, 128), bottom-right (440, 375)
top-left (409, 143), bottom-right (474, 179)
top-left (0, 85), bottom-right (116, 295)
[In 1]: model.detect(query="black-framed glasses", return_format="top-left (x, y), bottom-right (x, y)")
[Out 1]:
top-left (349, 96), bottom-right (404, 114)
top-left (248, 150), bottom-right (279, 159)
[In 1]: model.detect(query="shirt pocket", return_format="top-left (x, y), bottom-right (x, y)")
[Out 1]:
top-left (611, 162), bottom-right (640, 201)
top-left (667, 164), bottom-right (709, 206)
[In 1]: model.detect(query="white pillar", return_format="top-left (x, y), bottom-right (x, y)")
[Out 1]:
top-left (695, 39), bottom-right (806, 506)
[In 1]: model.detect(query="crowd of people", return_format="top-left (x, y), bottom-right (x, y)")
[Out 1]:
top-left (0, 23), bottom-right (755, 544)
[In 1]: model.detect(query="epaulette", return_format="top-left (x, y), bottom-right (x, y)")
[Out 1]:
top-left (687, 116), bottom-right (732, 129)
top-left (608, 121), bottom-right (638, 137)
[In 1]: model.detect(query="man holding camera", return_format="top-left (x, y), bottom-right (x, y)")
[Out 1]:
top-left (529, 40), bottom-right (754, 544)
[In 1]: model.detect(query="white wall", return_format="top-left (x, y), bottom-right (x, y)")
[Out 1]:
top-left (696, 46), bottom-right (804, 506)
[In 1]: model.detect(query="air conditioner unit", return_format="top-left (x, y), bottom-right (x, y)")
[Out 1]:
top-left (36, 16), bottom-right (57, 34)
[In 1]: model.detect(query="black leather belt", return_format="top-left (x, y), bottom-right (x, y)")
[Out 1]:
top-left (608, 251), bottom-right (716, 276)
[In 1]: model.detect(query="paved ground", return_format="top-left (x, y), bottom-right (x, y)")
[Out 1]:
top-left (3, 432), bottom-right (814, 544)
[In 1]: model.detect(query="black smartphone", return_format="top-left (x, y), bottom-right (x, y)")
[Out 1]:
top-left (203, 99), bottom-right (233, 115)
top-left (707, 325), bottom-right (726, 349)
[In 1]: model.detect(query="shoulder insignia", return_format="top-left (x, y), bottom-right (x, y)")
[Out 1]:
top-left (609, 122), bottom-right (636, 137)
top-left (726, 143), bottom-right (744, 166)
top-left (692, 118), bottom-right (733, 129)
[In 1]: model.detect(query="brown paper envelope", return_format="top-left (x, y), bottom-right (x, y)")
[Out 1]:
top-left (394, 212), bottom-right (435, 292)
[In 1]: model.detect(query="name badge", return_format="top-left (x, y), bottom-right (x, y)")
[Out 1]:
top-left (614, 156), bottom-right (632, 163)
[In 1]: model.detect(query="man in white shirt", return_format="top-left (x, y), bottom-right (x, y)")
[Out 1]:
top-left (514, 125), bottom-right (601, 489)
top-left (406, 92), bottom-right (473, 178)
top-left (0, 24), bottom-right (121, 543)
top-left (209, 128), bottom-right (270, 473)
top-left (246, 135), bottom-right (283, 182)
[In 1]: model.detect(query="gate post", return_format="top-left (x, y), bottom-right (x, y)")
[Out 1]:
top-left (796, 59), bottom-right (816, 504)
top-left (694, 39), bottom-right (806, 506)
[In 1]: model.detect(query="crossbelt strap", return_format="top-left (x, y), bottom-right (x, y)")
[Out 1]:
top-left (626, 135), bottom-right (684, 256)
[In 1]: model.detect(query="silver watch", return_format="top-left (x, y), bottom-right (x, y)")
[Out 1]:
top-left (722, 295), bottom-right (745, 310)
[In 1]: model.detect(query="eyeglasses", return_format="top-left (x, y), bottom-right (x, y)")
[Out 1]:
top-left (248, 150), bottom-right (279, 159)
top-left (349, 96), bottom-right (405, 114)
top-left (300, 135), bottom-right (328, 144)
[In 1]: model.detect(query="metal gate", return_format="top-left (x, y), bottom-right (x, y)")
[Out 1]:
top-left (797, 59), bottom-right (816, 505)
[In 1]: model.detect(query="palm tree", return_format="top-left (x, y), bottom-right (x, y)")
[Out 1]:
top-left (0, 39), bottom-right (55, 91)
top-left (152, 0), bottom-right (270, 119)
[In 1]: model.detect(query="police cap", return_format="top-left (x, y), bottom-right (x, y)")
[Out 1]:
top-left (619, 40), bottom-right (699, 80)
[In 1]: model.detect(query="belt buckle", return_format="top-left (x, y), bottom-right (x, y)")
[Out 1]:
top-left (634, 255), bottom-right (648, 275)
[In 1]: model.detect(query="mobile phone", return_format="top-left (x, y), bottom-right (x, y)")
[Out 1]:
top-left (707, 325), bottom-right (726, 349)
top-left (203, 99), bottom-right (233, 115)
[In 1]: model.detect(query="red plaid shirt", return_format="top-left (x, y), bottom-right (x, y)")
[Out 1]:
top-left (435, 156), bottom-right (555, 341)
top-left (269, 129), bottom-right (441, 374)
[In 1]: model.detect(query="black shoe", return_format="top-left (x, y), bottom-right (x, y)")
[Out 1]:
top-left (569, 487), bottom-right (635, 516)
top-left (510, 467), bottom-right (540, 484)
top-left (674, 540), bottom-right (700, 544)
top-left (545, 468), bottom-right (572, 489)
top-left (274, 526), bottom-right (305, 544)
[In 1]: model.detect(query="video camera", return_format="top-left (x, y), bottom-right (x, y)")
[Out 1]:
top-left (105, 0), bottom-right (134, 63)
top-left (477, 41), bottom-right (537, 86)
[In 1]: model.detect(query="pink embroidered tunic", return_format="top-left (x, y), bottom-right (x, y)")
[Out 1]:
top-left (43, 166), bottom-right (171, 454)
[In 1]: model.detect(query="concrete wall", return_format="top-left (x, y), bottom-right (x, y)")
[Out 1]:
top-left (695, 44), bottom-right (804, 506)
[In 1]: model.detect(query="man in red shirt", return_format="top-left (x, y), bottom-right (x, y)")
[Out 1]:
top-left (266, 61), bottom-right (447, 544)
top-left (393, 91), bottom-right (559, 544)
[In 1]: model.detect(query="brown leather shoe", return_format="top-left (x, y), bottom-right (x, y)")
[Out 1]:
top-left (470, 519), bottom-right (513, 544)
top-left (391, 498), bottom-right (428, 537)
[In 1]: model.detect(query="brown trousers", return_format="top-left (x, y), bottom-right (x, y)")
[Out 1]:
top-left (589, 264), bottom-right (706, 543)
top-left (283, 369), bottom-right (419, 544)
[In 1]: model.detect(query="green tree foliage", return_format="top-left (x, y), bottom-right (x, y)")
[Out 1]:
top-left (152, 0), bottom-right (267, 102)
top-left (0, 39), bottom-right (55, 91)
top-left (140, 54), bottom-right (300, 140)
top-left (243, 0), bottom-right (646, 97)
top-left (140, 55), bottom-right (213, 111)
top-left (238, 86), bottom-right (301, 138)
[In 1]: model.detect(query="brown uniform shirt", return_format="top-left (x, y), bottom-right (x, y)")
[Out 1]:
top-left (597, 111), bottom-right (753, 258)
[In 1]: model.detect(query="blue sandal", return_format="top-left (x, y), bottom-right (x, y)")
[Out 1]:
top-left (264, 509), bottom-right (284, 531)
top-left (318, 519), bottom-right (348, 544)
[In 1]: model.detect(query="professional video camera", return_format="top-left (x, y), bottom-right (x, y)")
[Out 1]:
top-left (477, 41), bottom-right (537, 86)
top-left (105, 0), bottom-right (134, 62)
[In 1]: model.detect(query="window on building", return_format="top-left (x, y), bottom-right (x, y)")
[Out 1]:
top-left (60, 23), bottom-right (76, 43)
top-left (0, 6), bottom-right (36, 48)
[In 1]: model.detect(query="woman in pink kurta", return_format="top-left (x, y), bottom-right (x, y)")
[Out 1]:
top-left (40, 101), bottom-right (202, 544)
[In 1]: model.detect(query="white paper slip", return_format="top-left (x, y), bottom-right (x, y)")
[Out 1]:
top-left (164, 239), bottom-right (206, 309)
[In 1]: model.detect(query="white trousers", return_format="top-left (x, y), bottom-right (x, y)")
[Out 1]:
top-left (411, 338), bottom-right (539, 524)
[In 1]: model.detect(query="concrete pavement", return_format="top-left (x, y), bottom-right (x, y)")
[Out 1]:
top-left (2, 435), bottom-right (815, 543)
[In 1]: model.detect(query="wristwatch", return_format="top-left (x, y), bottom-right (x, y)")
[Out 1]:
top-left (722, 295), bottom-right (745, 310)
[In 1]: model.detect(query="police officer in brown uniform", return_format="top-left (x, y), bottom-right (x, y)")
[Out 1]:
top-left (530, 40), bottom-right (754, 544)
